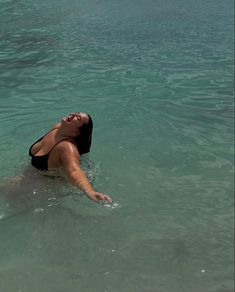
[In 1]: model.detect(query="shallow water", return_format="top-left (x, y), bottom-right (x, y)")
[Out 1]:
top-left (0, 0), bottom-right (234, 291)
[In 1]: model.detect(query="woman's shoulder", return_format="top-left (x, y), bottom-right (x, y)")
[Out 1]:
top-left (56, 140), bottom-right (80, 164)
top-left (55, 139), bottom-right (78, 154)
top-left (51, 122), bottom-right (61, 130)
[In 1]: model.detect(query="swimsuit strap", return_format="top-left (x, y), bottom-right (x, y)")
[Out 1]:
top-left (29, 128), bottom-right (65, 157)
top-left (46, 136), bottom-right (73, 156)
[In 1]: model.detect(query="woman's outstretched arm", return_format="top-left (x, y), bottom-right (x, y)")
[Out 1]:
top-left (59, 141), bottom-right (112, 203)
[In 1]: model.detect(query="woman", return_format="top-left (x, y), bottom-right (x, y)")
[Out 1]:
top-left (29, 112), bottom-right (112, 204)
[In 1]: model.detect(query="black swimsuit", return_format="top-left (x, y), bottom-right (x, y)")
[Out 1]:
top-left (29, 129), bottom-right (62, 171)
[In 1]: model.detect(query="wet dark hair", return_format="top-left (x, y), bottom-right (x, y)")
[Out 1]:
top-left (74, 114), bottom-right (93, 155)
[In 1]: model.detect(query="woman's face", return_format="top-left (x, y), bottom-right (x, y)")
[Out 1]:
top-left (62, 112), bottom-right (89, 131)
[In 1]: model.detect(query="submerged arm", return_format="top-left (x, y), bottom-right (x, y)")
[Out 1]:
top-left (60, 143), bottom-right (112, 203)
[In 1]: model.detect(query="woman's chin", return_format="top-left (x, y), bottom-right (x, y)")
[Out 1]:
top-left (61, 117), bottom-right (67, 123)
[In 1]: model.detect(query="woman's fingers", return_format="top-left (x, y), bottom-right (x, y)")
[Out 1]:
top-left (94, 192), bottom-right (112, 204)
top-left (104, 195), bottom-right (112, 204)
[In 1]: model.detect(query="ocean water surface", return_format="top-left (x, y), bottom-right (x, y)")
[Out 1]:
top-left (0, 0), bottom-right (234, 291)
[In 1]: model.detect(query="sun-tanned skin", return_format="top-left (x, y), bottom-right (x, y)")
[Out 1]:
top-left (30, 112), bottom-right (112, 204)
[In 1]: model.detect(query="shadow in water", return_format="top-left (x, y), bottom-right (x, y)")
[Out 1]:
top-left (0, 157), bottom-right (101, 220)
top-left (0, 166), bottom-right (78, 220)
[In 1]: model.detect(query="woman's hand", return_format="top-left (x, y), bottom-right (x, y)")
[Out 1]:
top-left (87, 191), bottom-right (112, 204)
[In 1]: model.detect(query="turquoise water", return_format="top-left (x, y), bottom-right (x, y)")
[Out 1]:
top-left (0, 0), bottom-right (234, 291)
